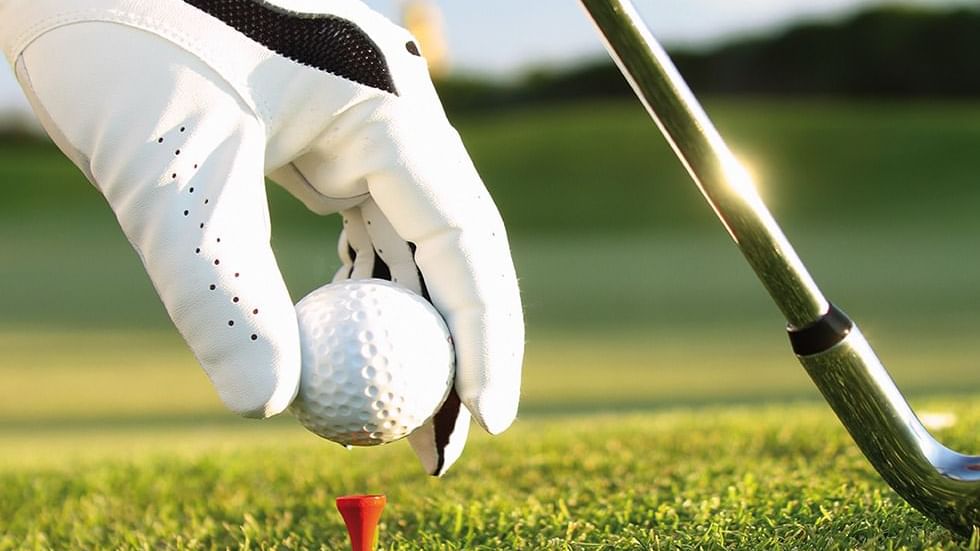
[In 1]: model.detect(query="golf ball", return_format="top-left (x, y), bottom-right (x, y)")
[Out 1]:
top-left (291, 279), bottom-right (454, 447)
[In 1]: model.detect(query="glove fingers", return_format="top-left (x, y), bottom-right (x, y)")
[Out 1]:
top-left (356, 199), bottom-right (422, 291)
top-left (357, 199), bottom-right (471, 476)
top-left (17, 22), bottom-right (300, 418)
top-left (338, 207), bottom-right (385, 280)
top-left (407, 395), bottom-right (471, 477)
top-left (367, 116), bottom-right (525, 435)
top-left (334, 201), bottom-right (470, 475)
top-left (331, 229), bottom-right (354, 283)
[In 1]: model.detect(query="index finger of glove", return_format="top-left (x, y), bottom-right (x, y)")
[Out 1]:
top-left (17, 22), bottom-right (301, 418)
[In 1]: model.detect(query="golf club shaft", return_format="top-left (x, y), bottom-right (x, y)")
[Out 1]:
top-left (580, 0), bottom-right (980, 537)
top-left (577, 0), bottom-right (827, 330)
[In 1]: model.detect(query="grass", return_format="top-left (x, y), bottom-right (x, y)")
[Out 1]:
top-left (3, 98), bottom-right (980, 547)
top-left (2, 403), bottom-right (978, 549)
top-left (3, 322), bottom-right (979, 425)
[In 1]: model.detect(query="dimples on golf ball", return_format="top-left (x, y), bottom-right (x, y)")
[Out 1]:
top-left (291, 280), bottom-right (454, 446)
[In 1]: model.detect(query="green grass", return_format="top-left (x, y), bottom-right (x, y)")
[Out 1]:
top-left (2, 403), bottom-right (978, 549)
top-left (3, 98), bottom-right (980, 547)
top-left (3, 322), bottom-right (979, 425)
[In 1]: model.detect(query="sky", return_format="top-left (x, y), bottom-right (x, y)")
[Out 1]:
top-left (0, 0), bottom-right (974, 118)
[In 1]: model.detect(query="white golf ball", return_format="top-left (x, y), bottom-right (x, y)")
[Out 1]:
top-left (291, 279), bottom-right (454, 447)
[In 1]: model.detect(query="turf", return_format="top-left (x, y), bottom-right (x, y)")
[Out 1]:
top-left (3, 98), bottom-right (980, 548)
top-left (2, 402), bottom-right (978, 549)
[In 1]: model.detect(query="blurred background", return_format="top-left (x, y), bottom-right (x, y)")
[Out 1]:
top-left (2, 0), bottom-right (980, 465)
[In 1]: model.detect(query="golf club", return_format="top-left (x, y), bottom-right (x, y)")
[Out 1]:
top-left (579, 0), bottom-right (980, 537)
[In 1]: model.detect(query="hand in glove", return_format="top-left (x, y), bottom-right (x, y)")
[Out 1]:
top-left (1, 0), bottom-right (524, 475)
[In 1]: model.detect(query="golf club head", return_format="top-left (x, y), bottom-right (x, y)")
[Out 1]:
top-left (791, 306), bottom-right (980, 536)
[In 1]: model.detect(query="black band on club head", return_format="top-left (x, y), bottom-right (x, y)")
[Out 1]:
top-left (787, 303), bottom-right (853, 356)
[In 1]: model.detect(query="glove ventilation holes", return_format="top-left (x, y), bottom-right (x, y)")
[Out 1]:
top-left (157, 123), bottom-right (262, 345)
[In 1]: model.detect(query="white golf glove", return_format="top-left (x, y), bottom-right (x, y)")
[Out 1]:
top-left (1, 0), bottom-right (524, 476)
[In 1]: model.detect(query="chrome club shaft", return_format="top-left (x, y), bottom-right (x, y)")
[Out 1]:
top-left (579, 0), bottom-right (980, 536)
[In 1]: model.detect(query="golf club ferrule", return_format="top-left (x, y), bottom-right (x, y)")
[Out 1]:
top-left (787, 303), bottom-right (854, 356)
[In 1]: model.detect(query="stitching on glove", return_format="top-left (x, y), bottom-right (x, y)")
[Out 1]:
top-left (181, 0), bottom-right (399, 95)
top-left (13, 55), bottom-right (96, 187)
top-left (11, 12), bottom-right (271, 120)
top-left (12, 8), bottom-right (114, 58)
top-left (286, 162), bottom-right (371, 203)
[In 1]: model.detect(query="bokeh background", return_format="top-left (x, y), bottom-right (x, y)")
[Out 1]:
top-left (1, 2), bottom-right (980, 542)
